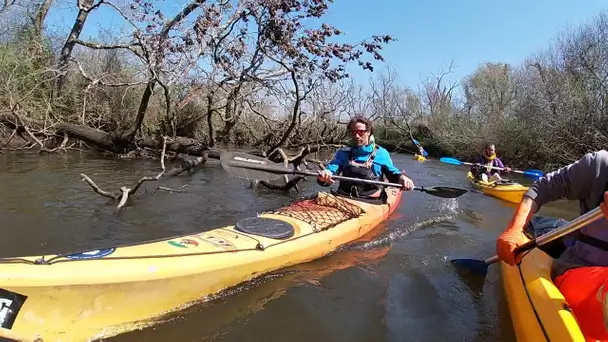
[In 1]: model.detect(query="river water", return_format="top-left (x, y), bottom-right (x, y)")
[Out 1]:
top-left (0, 150), bottom-right (579, 341)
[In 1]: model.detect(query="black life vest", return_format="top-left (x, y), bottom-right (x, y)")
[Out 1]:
top-left (336, 146), bottom-right (380, 198)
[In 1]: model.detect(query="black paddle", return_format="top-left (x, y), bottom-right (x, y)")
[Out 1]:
top-left (219, 151), bottom-right (468, 199)
top-left (451, 206), bottom-right (603, 276)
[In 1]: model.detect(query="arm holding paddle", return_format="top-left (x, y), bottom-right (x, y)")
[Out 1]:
top-left (378, 148), bottom-right (415, 190)
top-left (220, 151), bottom-right (468, 198)
top-left (496, 197), bottom-right (536, 266)
top-left (317, 148), bottom-right (415, 191)
top-left (493, 157), bottom-right (512, 174)
top-left (496, 151), bottom-right (601, 266)
top-left (440, 157), bottom-right (542, 180)
top-left (316, 149), bottom-right (347, 186)
top-left (494, 151), bottom-right (608, 341)
top-left (317, 165), bottom-right (415, 191)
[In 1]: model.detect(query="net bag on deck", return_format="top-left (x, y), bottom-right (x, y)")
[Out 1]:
top-left (263, 192), bottom-right (365, 231)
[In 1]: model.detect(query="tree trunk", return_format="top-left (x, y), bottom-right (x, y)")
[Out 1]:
top-left (31, 0), bottom-right (54, 40)
top-left (55, 0), bottom-right (95, 95)
top-left (266, 70), bottom-right (300, 156)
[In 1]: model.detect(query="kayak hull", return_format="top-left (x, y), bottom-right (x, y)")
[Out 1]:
top-left (500, 248), bottom-right (585, 341)
top-left (0, 189), bottom-right (402, 341)
top-left (466, 171), bottom-right (528, 204)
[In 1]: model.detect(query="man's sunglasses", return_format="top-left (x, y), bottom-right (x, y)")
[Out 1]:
top-left (350, 129), bottom-right (368, 136)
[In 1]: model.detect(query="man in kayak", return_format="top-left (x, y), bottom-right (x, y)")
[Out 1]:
top-left (470, 143), bottom-right (511, 182)
top-left (317, 116), bottom-right (415, 199)
top-left (496, 150), bottom-right (608, 341)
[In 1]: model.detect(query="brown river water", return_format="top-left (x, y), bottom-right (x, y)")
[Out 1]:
top-left (0, 150), bottom-right (580, 341)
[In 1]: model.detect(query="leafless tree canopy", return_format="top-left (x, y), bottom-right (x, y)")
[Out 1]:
top-left (0, 0), bottom-right (393, 162)
top-left (0, 1), bottom-right (607, 172)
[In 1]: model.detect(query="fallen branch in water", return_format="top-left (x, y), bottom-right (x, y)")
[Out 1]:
top-left (164, 154), bottom-right (208, 176)
top-left (257, 176), bottom-right (306, 191)
top-left (153, 184), bottom-right (189, 193)
top-left (80, 136), bottom-right (170, 211)
top-left (253, 145), bottom-right (331, 192)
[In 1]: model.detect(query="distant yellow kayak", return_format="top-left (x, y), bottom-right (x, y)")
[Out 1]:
top-left (414, 154), bottom-right (426, 162)
top-left (466, 171), bottom-right (528, 204)
top-left (0, 189), bottom-right (402, 341)
top-left (501, 248), bottom-right (585, 341)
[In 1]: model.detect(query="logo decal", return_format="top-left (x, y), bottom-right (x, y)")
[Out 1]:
top-left (196, 234), bottom-right (236, 250)
top-left (64, 248), bottom-right (116, 260)
top-left (0, 288), bottom-right (27, 330)
top-left (168, 238), bottom-right (199, 248)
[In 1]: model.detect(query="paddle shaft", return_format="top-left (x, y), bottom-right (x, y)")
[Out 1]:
top-left (455, 160), bottom-right (531, 175)
top-left (484, 206), bottom-right (604, 264)
top-left (226, 160), bottom-right (407, 189)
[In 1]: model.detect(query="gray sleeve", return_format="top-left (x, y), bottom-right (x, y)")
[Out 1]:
top-left (525, 150), bottom-right (608, 208)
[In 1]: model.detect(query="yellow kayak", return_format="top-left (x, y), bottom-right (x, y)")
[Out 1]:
top-left (0, 189), bottom-right (402, 341)
top-left (501, 248), bottom-right (585, 341)
top-left (414, 154), bottom-right (426, 162)
top-left (466, 171), bottom-right (528, 204)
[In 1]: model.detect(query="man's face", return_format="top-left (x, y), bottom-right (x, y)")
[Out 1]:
top-left (350, 122), bottom-right (370, 147)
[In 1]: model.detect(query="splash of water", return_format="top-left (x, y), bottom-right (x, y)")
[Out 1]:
top-left (347, 197), bottom-right (462, 251)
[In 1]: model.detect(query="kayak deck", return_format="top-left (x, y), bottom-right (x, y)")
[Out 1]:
top-left (501, 248), bottom-right (585, 341)
top-left (466, 171), bottom-right (528, 204)
top-left (0, 190), bottom-right (401, 341)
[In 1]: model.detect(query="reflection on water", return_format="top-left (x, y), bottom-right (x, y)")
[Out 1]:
top-left (0, 151), bottom-right (581, 341)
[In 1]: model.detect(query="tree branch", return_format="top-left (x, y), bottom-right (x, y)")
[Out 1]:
top-left (80, 137), bottom-right (177, 211)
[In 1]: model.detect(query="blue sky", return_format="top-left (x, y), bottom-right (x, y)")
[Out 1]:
top-left (45, 0), bottom-right (608, 91)
top-left (324, 0), bottom-right (608, 89)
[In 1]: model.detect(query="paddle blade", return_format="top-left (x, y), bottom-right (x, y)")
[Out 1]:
top-left (420, 186), bottom-right (468, 198)
top-left (450, 258), bottom-right (490, 276)
top-left (220, 151), bottom-right (282, 181)
top-left (523, 169), bottom-right (544, 179)
top-left (439, 157), bottom-right (463, 166)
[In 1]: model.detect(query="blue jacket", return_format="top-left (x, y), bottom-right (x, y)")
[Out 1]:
top-left (324, 144), bottom-right (403, 182)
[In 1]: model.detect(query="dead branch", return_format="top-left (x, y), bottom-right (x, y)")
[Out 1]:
top-left (72, 40), bottom-right (142, 56)
top-left (3, 128), bottom-right (16, 146)
top-left (153, 185), bottom-right (189, 193)
top-left (46, 132), bottom-right (69, 152)
top-left (11, 110), bottom-right (45, 150)
top-left (257, 176), bottom-right (306, 192)
top-left (164, 153), bottom-right (208, 176)
top-left (7, 105), bottom-right (73, 154)
top-left (80, 173), bottom-right (120, 200)
top-left (73, 58), bottom-right (147, 87)
top-left (80, 136), bottom-right (171, 211)
top-left (254, 145), bottom-right (332, 192)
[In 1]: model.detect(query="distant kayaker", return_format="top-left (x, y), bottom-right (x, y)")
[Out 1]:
top-left (470, 143), bottom-right (511, 182)
top-left (412, 138), bottom-right (428, 158)
top-left (496, 150), bottom-right (608, 341)
top-left (317, 116), bottom-right (415, 199)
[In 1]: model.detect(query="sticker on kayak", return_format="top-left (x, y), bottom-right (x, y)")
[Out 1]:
top-left (64, 248), bottom-right (116, 260)
top-left (0, 288), bottom-right (27, 330)
top-left (196, 234), bottom-right (236, 250)
top-left (168, 238), bottom-right (199, 248)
